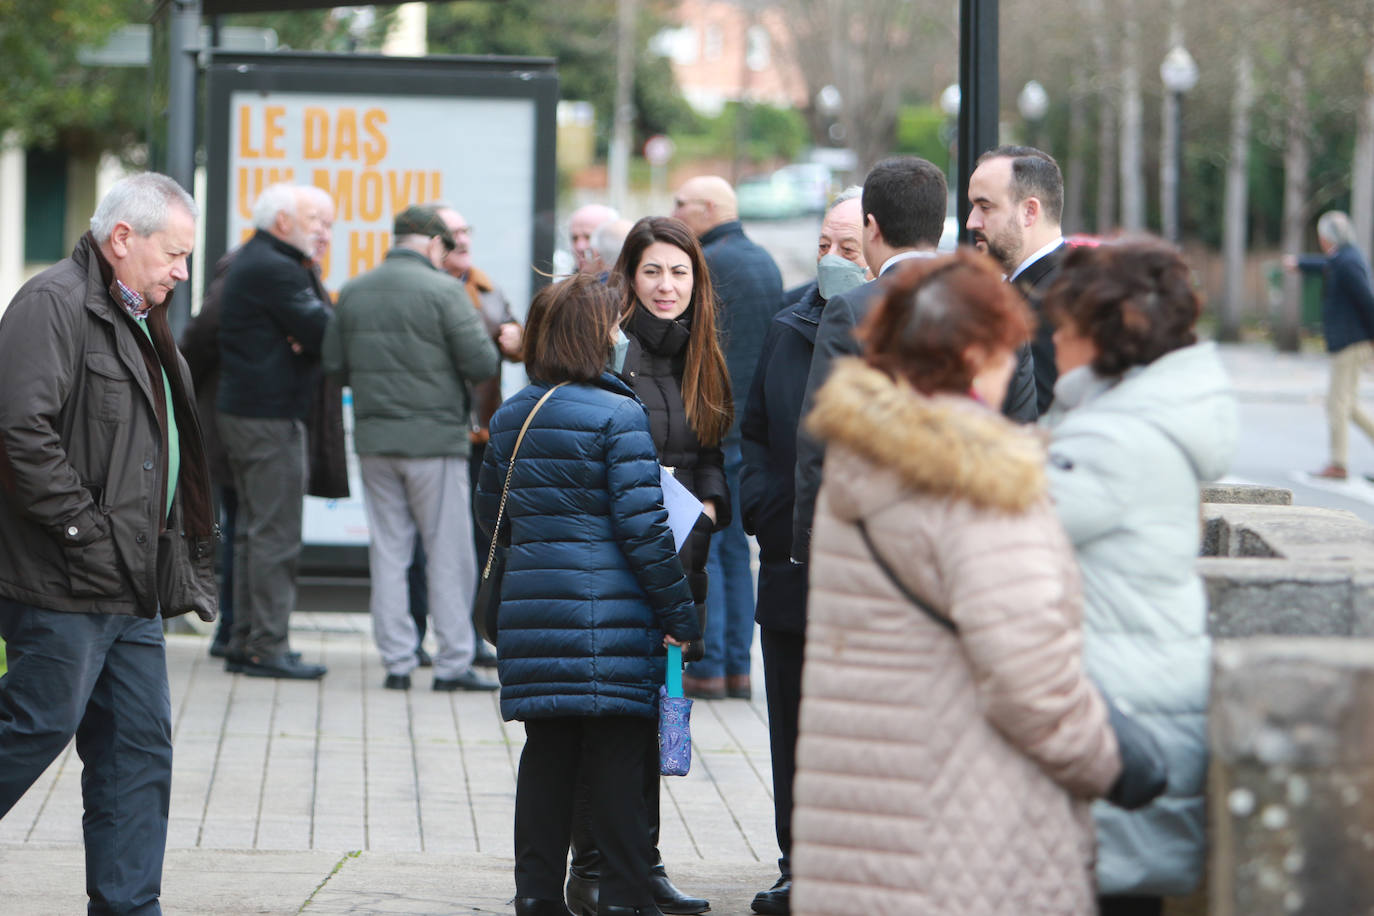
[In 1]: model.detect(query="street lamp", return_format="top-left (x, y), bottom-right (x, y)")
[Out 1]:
top-left (1160, 44), bottom-right (1199, 243)
top-left (816, 84), bottom-right (844, 144)
top-left (940, 84), bottom-right (962, 216)
top-left (1017, 80), bottom-right (1049, 147)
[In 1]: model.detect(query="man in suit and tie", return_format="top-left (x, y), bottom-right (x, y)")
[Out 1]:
top-left (967, 145), bottom-right (1069, 414)
top-left (791, 157), bottom-right (1039, 565)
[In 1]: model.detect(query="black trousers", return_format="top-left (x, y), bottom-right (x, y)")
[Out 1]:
top-left (516, 716), bottom-right (657, 907)
top-left (0, 598), bottom-right (172, 916)
top-left (1098, 896), bottom-right (1164, 916)
top-left (760, 626), bottom-right (805, 875)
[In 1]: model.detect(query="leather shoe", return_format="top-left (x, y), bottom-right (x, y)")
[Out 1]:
top-left (597, 906), bottom-right (665, 916)
top-left (208, 640), bottom-right (230, 659)
top-left (226, 648), bottom-right (301, 673)
top-left (750, 875), bottom-right (790, 914)
top-left (726, 674), bottom-right (752, 700)
top-left (433, 669), bottom-right (498, 691)
top-left (239, 653), bottom-right (327, 680)
top-left (514, 898), bottom-right (574, 916)
top-left (383, 673), bottom-right (411, 691)
top-left (680, 675), bottom-right (725, 700)
top-left (473, 641), bottom-right (498, 668)
top-left (649, 872), bottom-right (709, 915)
top-left (566, 872), bottom-right (597, 916)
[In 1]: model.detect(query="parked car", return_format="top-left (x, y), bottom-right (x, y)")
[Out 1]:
top-left (773, 162), bottom-right (834, 215)
top-left (737, 172), bottom-right (807, 220)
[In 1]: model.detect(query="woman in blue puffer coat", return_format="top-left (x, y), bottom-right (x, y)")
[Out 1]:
top-left (476, 274), bottom-right (702, 916)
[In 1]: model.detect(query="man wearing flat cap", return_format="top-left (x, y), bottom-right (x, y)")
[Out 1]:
top-left (323, 205), bottom-right (501, 692)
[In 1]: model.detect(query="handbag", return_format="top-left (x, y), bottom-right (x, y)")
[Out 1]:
top-left (659, 644), bottom-right (693, 776)
top-left (854, 518), bottom-right (1168, 810)
top-left (472, 382), bottom-right (567, 646)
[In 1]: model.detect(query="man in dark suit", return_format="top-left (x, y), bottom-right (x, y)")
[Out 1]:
top-left (672, 175), bottom-right (784, 702)
top-left (967, 145), bottom-right (1069, 414)
top-left (791, 157), bottom-right (1038, 564)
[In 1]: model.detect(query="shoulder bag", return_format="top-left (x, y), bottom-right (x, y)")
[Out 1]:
top-left (472, 383), bottom-right (567, 647)
top-left (854, 517), bottom-right (1168, 810)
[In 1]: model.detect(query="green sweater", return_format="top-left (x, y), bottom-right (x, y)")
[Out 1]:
top-left (323, 248), bottom-right (500, 457)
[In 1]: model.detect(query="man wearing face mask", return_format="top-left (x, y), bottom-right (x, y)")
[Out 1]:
top-left (322, 206), bottom-right (501, 693)
top-left (739, 187), bottom-right (867, 915)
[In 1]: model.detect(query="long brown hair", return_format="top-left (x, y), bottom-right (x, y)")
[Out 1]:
top-left (613, 216), bottom-right (733, 446)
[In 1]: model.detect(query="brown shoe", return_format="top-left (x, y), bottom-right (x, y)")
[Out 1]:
top-left (726, 674), bottom-right (752, 700)
top-left (681, 674), bottom-right (726, 700)
top-left (1313, 464), bottom-right (1348, 480)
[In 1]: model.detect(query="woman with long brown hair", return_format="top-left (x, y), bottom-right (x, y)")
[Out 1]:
top-left (563, 216), bottom-right (731, 916)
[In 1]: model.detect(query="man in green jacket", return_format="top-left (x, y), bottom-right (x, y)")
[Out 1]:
top-left (323, 205), bottom-right (501, 692)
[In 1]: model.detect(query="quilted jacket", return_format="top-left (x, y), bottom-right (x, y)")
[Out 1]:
top-left (1044, 342), bottom-right (1238, 896)
top-left (475, 373), bottom-right (701, 722)
top-left (791, 360), bottom-right (1121, 916)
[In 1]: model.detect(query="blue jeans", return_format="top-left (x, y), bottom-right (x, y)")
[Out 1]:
top-left (0, 599), bottom-right (171, 915)
top-left (693, 444), bottom-right (755, 680)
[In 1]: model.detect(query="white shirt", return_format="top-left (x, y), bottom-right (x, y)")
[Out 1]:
top-left (878, 249), bottom-right (940, 277)
top-left (1008, 236), bottom-right (1065, 283)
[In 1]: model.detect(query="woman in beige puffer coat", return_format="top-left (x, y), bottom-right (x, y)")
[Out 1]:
top-left (791, 251), bottom-right (1122, 916)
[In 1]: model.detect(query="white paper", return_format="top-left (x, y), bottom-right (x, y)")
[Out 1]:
top-left (659, 466), bottom-right (705, 553)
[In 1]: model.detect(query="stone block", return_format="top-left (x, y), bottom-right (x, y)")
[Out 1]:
top-left (1200, 559), bottom-right (1356, 637)
top-left (1210, 638), bottom-right (1374, 915)
top-left (1203, 483), bottom-right (1293, 506)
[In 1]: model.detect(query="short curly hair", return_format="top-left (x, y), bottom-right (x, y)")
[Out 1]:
top-left (1044, 238), bottom-right (1200, 377)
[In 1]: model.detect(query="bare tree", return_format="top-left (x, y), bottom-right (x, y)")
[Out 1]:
top-left (1086, 0), bottom-right (1118, 232)
top-left (1220, 48), bottom-right (1255, 342)
top-left (1118, 2), bottom-right (1146, 232)
top-left (1278, 8), bottom-right (1312, 353)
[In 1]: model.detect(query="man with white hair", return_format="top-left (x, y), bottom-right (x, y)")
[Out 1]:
top-left (217, 183), bottom-right (333, 679)
top-left (1287, 209), bottom-right (1374, 479)
top-left (568, 202), bottom-right (619, 275)
top-left (0, 172), bottom-right (217, 914)
top-left (591, 217), bottom-right (634, 278)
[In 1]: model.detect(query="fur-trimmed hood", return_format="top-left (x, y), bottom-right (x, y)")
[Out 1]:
top-left (806, 359), bottom-right (1046, 515)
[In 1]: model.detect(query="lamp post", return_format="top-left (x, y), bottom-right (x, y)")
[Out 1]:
top-left (816, 84), bottom-right (844, 145)
top-left (1160, 44), bottom-right (1199, 243)
top-left (1017, 80), bottom-right (1049, 148)
top-left (940, 83), bottom-right (961, 214)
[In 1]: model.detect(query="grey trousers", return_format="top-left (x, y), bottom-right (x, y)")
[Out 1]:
top-left (219, 413), bottom-right (307, 660)
top-left (359, 455), bottom-right (477, 678)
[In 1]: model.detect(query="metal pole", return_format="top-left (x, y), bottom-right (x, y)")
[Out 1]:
top-left (1160, 88), bottom-right (1178, 242)
top-left (607, 0), bottom-right (636, 214)
top-left (1173, 90), bottom-right (1185, 243)
top-left (957, 0), bottom-right (998, 242)
top-left (166, 0), bottom-right (200, 336)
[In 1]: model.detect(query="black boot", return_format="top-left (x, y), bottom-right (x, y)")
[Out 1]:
top-left (565, 870), bottom-right (598, 916)
top-left (648, 856), bottom-right (709, 915)
top-left (597, 906), bottom-right (665, 916)
top-left (515, 899), bottom-right (575, 916)
top-left (750, 873), bottom-right (791, 915)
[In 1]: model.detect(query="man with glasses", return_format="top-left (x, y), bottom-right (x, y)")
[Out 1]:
top-left (323, 205), bottom-right (500, 692)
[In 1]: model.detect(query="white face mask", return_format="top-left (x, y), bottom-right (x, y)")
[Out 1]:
top-left (609, 327), bottom-right (630, 374)
top-left (817, 253), bottom-right (867, 301)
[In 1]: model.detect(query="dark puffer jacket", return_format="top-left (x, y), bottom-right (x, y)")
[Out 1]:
top-left (476, 374), bottom-right (701, 722)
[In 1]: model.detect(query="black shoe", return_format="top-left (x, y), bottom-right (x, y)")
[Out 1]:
top-left (649, 873), bottom-right (709, 915)
top-left (239, 653), bottom-right (327, 680)
top-left (415, 646), bottom-right (433, 668)
top-left (209, 640), bottom-right (230, 659)
top-left (750, 875), bottom-right (790, 915)
top-left (514, 898), bottom-right (574, 916)
top-left (598, 906), bottom-right (665, 916)
top-left (433, 669), bottom-right (497, 692)
top-left (384, 673), bottom-right (412, 691)
top-left (473, 641), bottom-right (498, 668)
top-left (567, 873), bottom-right (597, 916)
top-left (224, 647), bottom-right (248, 673)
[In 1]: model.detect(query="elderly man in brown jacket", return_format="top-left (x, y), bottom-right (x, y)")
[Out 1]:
top-left (0, 172), bottom-right (217, 916)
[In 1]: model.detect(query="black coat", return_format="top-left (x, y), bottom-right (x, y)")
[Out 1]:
top-left (622, 304), bottom-right (729, 661)
top-left (740, 283), bottom-right (821, 633)
top-left (217, 230), bottom-right (331, 420)
top-left (1014, 242), bottom-right (1070, 414)
top-left (700, 220), bottom-right (784, 445)
top-left (1300, 244), bottom-right (1374, 353)
top-left (789, 261), bottom-right (1038, 563)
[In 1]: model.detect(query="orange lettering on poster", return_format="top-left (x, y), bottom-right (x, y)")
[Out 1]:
top-left (357, 171), bottom-right (383, 222)
top-left (387, 171), bottom-right (416, 212)
top-left (333, 109), bottom-right (359, 162)
top-left (313, 169), bottom-right (354, 222)
top-left (362, 109), bottom-right (388, 167)
top-left (237, 166), bottom-right (296, 219)
top-left (303, 108), bottom-right (330, 160)
top-left (263, 106), bottom-right (287, 159)
top-left (237, 106), bottom-right (261, 159)
top-left (349, 230), bottom-right (390, 275)
top-left (428, 172), bottom-right (442, 201)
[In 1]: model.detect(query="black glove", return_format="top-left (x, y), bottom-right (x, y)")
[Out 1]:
top-left (1103, 695), bottom-right (1170, 810)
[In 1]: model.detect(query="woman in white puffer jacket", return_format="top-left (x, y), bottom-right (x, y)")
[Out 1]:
top-left (1041, 238), bottom-right (1240, 916)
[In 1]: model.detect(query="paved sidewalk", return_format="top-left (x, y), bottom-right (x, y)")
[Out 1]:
top-left (0, 614), bottom-right (779, 915)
